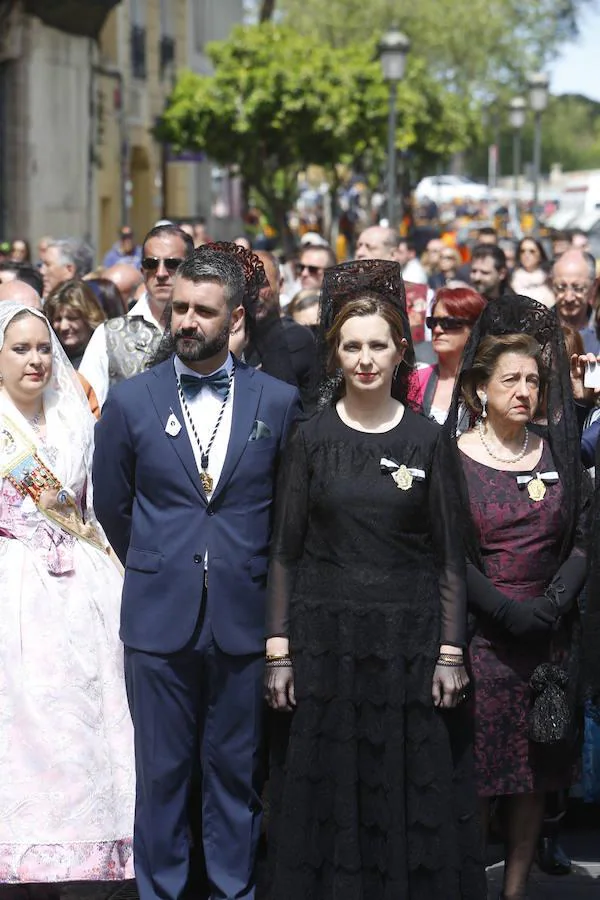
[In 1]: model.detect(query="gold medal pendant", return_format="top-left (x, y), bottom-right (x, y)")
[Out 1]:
top-left (527, 477), bottom-right (546, 502)
top-left (200, 470), bottom-right (214, 493)
top-left (392, 465), bottom-right (413, 491)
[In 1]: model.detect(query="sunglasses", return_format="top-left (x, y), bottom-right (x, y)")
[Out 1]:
top-left (295, 263), bottom-right (324, 277)
top-left (426, 315), bottom-right (471, 332)
top-left (141, 256), bottom-right (184, 273)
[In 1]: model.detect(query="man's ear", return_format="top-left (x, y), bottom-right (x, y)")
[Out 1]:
top-left (230, 304), bottom-right (245, 333)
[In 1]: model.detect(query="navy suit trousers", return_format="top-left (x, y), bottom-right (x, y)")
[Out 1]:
top-left (124, 591), bottom-right (265, 900)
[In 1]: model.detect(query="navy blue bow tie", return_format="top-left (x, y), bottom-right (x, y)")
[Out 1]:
top-left (179, 370), bottom-right (230, 400)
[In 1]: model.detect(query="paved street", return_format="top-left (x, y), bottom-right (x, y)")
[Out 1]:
top-left (60, 822), bottom-right (600, 899)
top-left (486, 823), bottom-right (600, 897)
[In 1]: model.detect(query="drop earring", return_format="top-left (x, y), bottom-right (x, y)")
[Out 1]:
top-left (480, 392), bottom-right (487, 419)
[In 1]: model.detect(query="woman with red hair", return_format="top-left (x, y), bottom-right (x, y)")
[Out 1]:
top-left (411, 287), bottom-right (487, 424)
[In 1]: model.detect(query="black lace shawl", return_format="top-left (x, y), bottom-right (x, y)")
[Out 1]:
top-left (315, 259), bottom-right (416, 408)
top-left (444, 294), bottom-right (582, 569)
top-left (584, 439), bottom-right (600, 695)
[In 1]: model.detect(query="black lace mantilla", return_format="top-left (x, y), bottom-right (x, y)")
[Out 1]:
top-left (316, 260), bottom-right (416, 408)
top-left (446, 293), bottom-right (581, 567)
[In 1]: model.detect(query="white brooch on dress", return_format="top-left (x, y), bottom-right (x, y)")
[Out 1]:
top-left (380, 457), bottom-right (426, 491)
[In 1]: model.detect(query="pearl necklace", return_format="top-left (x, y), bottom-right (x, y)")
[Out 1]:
top-left (477, 418), bottom-right (529, 463)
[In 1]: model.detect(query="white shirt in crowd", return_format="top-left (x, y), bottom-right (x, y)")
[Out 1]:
top-left (79, 293), bottom-right (162, 408)
top-left (402, 257), bottom-right (428, 285)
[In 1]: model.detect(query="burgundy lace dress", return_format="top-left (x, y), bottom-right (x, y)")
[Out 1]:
top-left (461, 442), bottom-right (585, 796)
top-left (266, 405), bottom-right (485, 900)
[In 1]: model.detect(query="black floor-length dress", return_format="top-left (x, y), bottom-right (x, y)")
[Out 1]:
top-left (267, 405), bottom-right (485, 900)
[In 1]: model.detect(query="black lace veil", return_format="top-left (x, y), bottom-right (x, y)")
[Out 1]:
top-left (584, 440), bottom-right (600, 696)
top-left (445, 294), bottom-right (581, 567)
top-left (316, 259), bottom-right (416, 407)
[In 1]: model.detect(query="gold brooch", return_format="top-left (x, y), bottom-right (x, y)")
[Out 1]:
top-left (392, 465), bottom-right (413, 491)
top-left (527, 477), bottom-right (546, 502)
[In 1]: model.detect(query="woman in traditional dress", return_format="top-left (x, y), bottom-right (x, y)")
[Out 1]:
top-left (0, 303), bottom-right (134, 893)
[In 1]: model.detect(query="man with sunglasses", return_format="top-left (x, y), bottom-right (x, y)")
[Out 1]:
top-left (80, 223), bottom-right (194, 407)
top-left (296, 243), bottom-right (336, 291)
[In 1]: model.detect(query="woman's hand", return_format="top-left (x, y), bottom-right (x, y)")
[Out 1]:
top-left (265, 658), bottom-right (296, 711)
top-left (432, 652), bottom-right (469, 709)
top-left (265, 636), bottom-right (296, 711)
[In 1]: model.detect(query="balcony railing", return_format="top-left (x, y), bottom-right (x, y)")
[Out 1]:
top-left (24, 0), bottom-right (121, 38)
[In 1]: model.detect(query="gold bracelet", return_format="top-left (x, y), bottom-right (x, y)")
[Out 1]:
top-left (266, 653), bottom-right (291, 661)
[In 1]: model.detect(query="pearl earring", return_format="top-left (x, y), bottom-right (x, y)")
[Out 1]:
top-left (480, 392), bottom-right (487, 419)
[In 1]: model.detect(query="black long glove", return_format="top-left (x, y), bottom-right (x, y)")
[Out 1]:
top-left (467, 563), bottom-right (556, 637)
top-left (538, 554), bottom-right (587, 617)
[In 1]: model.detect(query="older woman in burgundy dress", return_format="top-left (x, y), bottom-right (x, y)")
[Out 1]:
top-left (448, 296), bottom-right (590, 900)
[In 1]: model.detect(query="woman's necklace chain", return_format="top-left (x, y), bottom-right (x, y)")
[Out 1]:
top-left (477, 418), bottom-right (529, 463)
top-left (25, 412), bottom-right (43, 434)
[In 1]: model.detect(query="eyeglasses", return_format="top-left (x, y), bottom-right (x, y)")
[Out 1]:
top-left (440, 254), bottom-right (457, 261)
top-left (426, 315), bottom-right (471, 332)
top-left (552, 282), bottom-right (589, 298)
top-left (295, 263), bottom-right (324, 277)
top-left (141, 256), bottom-right (184, 273)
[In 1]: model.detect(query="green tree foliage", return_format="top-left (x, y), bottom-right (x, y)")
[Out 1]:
top-left (275, 0), bottom-right (590, 94)
top-left (157, 24), bottom-right (478, 241)
top-left (467, 95), bottom-right (600, 181)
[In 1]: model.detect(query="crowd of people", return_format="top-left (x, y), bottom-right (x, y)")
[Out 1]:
top-left (0, 216), bottom-right (600, 900)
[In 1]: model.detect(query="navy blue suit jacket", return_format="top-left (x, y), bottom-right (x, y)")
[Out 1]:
top-left (92, 358), bottom-right (301, 656)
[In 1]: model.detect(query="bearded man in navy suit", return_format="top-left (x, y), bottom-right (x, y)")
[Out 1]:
top-left (93, 246), bottom-right (301, 900)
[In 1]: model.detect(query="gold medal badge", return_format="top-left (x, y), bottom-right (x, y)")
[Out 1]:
top-left (392, 465), bottom-right (413, 491)
top-left (527, 477), bottom-right (546, 502)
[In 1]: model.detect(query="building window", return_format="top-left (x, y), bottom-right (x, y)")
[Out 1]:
top-left (159, 0), bottom-right (175, 79)
top-left (160, 36), bottom-right (176, 78)
top-left (130, 24), bottom-right (147, 79)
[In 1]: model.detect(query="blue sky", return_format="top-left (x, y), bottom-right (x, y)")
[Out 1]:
top-left (551, 7), bottom-right (600, 100)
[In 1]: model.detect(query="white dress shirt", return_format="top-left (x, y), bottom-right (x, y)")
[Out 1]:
top-left (173, 353), bottom-right (235, 499)
top-left (79, 293), bottom-right (162, 408)
top-left (402, 257), bottom-right (428, 285)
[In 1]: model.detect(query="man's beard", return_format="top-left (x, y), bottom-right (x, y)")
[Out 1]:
top-left (174, 322), bottom-right (230, 363)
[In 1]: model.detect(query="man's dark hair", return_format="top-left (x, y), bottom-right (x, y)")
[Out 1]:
top-left (583, 251), bottom-right (597, 282)
top-left (142, 224), bottom-right (194, 259)
top-left (471, 243), bottom-right (507, 273)
top-left (478, 226), bottom-right (497, 240)
top-left (398, 238), bottom-right (417, 254)
top-left (0, 261), bottom-right (43, 294)
top-left (177, 246), bottom-right (246, 311)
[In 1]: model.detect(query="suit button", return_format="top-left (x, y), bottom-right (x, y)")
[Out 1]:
top-left (193, 554), bottom-right (202, 564)
top-left (207, 507), bottom-right (215, 517)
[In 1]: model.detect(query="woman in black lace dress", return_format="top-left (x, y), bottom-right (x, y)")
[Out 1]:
top-left (446, 296), bottom-right (591, 900)
top-left (265, 261), bottom-right (485, 900)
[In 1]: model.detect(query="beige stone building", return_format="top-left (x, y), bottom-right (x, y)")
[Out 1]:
top-left (0, 0), bottom-right (243, 260)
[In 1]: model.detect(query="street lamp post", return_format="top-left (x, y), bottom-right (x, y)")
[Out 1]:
top-left (378, 30), bottom-right (410, 230)
top-left (527, 72), bottom-right (549, 232)
top-left (508, 96), bottom-right (526, 198)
